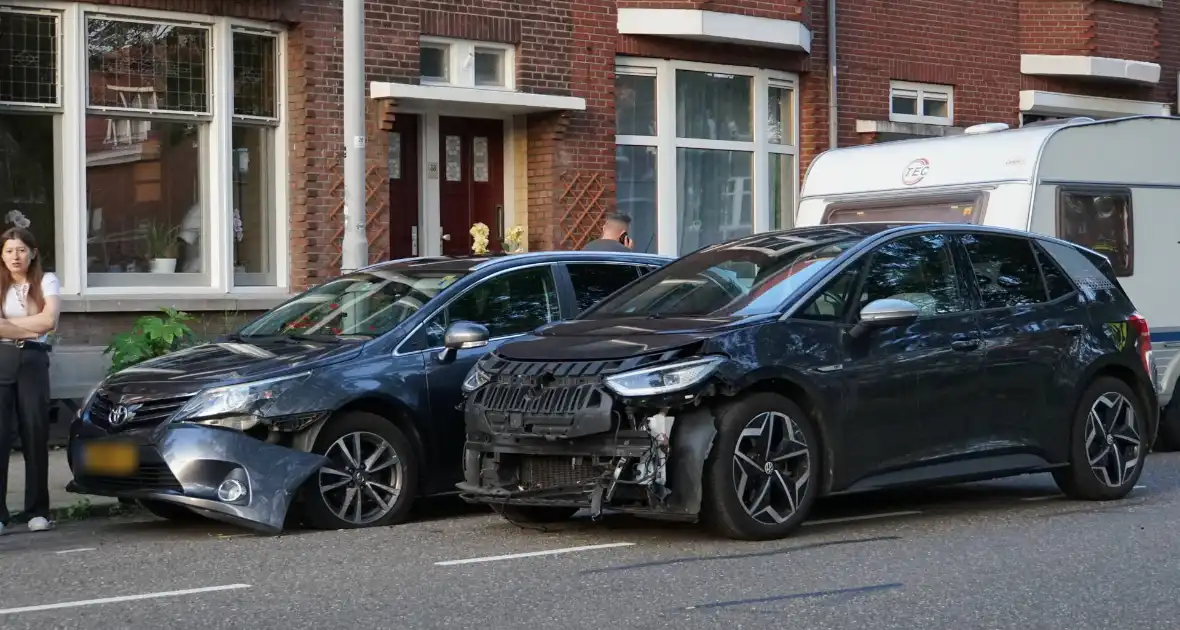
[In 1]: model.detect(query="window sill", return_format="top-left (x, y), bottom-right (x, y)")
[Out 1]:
top-left (1101, 0), bottom-right (1161, 7)
top-left (60, 292), bottom-right (293, 314)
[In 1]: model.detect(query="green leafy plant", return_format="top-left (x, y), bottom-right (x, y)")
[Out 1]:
top-left (144, 221), bottom-right (180, 259)
top-left (104, 307), bottom-right (197, 374)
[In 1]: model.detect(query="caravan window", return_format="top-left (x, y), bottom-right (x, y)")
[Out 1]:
top-left (824, 200), bottom-right (979, 225)
top-left (1056, 188), bottom-right (1133, 277)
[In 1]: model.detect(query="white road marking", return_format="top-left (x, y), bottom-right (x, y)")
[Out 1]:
top-left (0, 584), bottom-right (252, 616)
top-left (803, 510), bottom-right (923, 526)
top-left (436, 542), bottom-right (635, 566)
top-left (1135, 485), bottom-right (1147, 489)
top-left (54, 548), bottom-right (96, 555)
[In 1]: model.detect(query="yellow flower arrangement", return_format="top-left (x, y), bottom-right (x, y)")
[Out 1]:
top-left (470, 222), bottom-right (490, 255)
top-left (503, 225), bottom-right (526, 253)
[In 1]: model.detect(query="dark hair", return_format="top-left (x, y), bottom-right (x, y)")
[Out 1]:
top-left (0, 227), bottom-right (45, 318)
top-left (605, 213), bottom-right (632, 227)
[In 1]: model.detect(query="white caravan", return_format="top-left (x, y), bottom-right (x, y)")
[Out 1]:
top-left (795, 115), bottom-right (1180, 448)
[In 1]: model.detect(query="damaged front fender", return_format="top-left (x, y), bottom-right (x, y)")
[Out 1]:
top-left (70, 422), bottom-right (328, 534)
top-left (662, 405), bottom-right (717, 515)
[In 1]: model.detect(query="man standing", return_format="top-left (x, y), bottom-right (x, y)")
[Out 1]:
top-left (582, 213), bottom-right (633, 251)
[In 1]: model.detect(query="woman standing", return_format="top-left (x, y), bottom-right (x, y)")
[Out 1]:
top-left (0, 227), bottom-right (61, 535)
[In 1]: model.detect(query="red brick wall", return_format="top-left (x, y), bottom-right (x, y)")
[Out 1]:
top-left (1018, 0), bottom-right (1093, 55)
top-left (1092, 1), bottom-right (1159, 61)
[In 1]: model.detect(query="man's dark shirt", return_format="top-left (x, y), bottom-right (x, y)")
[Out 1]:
top-left (582, 238), bottom-right (631, 252)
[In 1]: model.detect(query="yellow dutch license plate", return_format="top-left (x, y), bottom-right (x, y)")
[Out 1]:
top-left (82, 441), bottom-right (139, 476)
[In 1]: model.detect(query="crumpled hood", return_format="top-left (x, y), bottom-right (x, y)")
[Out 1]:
top-left (100, 338), bottom-right (363, 397)
top-left (493, 314), bottom-right (775, 361)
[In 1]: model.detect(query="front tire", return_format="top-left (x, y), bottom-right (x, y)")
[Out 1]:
top-left (1053, 376), bottom-right (1147, 500)
top-left (701, 392), bottom-right (821, 541)
top-left (299, 411), bottom-right (420, 530)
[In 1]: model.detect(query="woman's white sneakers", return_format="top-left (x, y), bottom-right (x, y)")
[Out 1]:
top-left (0, 517), bottom-right (54, 535)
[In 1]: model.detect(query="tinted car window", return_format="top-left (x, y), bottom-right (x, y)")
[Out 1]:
top-left (567, 263), bottom-right (640, 313)
top-left (425, 266), bottom-right (560, 346)
top-left (796, 261), bottom-right (863, 321)
top-left (238, 270), bottom-right (467, 340)
top-left (859, 233), bottom-right (964, 316)
top-left (959, 233), bottom-right (1046, 309)
top-left (1033, 241), bottom-right (1074, 300)
top-left (582, 229), bottom-right (870, 319)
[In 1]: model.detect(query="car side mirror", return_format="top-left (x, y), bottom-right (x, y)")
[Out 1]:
top-left (437, 321), bottom-right (489, 363)
top-left (849, 298), bottom-right (920, 338)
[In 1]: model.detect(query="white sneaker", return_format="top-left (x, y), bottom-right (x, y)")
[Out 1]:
top-left (27, 517), bottom-right (52, 532)
top-left (0, 522), bottom-right (6, 536)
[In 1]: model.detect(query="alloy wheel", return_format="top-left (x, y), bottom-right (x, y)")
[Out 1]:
top-left (1085, 392), bottom-right (1141, 488)
top-left (732, 410), bottom-right (811, 525)
top-left (318, 431), bottom-right (404, 525)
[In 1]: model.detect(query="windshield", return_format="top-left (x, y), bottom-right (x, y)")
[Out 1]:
top-left (236, 269), bottom-right (468, 339)
top-left (581, 231), bottom-right (866, 319)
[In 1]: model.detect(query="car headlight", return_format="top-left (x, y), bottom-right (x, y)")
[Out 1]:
top-left (172, 371), bottom-right (312, 428)
top-left (462, 364), bottom-right (491, 393)
top-left (603, 356), bottom-right (725, 398)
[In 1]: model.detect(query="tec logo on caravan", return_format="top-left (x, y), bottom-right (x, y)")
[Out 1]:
top-left (902, 158), bottom-right (930, 185)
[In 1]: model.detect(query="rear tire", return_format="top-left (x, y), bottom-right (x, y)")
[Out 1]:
top-left (299, 411), bottom-right (420, 530)
top-left (1152, 397), bottom-right (1180, 452)
top-left (139, 499), bottom-right (206, 523)
top-left (701, 392), bottom-right (820, 541)
top-left (1053, 376), bottom-right (1147, 501)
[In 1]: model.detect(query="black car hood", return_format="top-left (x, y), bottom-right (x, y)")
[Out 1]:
top-left (100, 338), bottom-right (364, 396)
top-left (495, 314), bottom-right (776, 361)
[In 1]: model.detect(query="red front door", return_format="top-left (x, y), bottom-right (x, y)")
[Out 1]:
top-left (388, 114), bottom-right (420, 259)
top-left (438, 117), bottom-right (504, 256)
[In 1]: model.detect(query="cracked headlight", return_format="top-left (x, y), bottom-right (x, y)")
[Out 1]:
top-left (172, 371), bottom-right (312, 428)
top-left (462, 363), bottom-right (491, 393)
top-left (604, 356), bottom-right (725, 398)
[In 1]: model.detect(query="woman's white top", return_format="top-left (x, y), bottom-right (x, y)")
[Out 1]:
top-left (4, 272), bottom-right (60, 343)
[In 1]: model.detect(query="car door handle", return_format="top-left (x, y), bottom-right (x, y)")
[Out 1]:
top-left (1058, 324), bottom-right (1085, 335)
top-left (950, 339), bottom-right (981, 351)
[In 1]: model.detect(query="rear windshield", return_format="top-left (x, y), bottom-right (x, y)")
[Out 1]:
top-left (825, 200), bottom-right (980, 224)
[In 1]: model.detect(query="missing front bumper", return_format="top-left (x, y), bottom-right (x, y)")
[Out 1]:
top-left (68, 422), bottom-right (327, 534)
top-left (459, 406), bottom-right (717, 519)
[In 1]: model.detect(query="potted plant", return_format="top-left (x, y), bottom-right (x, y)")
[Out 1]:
top-left (144, 220), bottom-right (180, 273)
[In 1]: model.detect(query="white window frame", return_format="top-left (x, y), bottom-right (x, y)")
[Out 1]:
top-left (614, 57), bottom-right (799, 257)
top-left (889, 80), bottom-right (953, 126)
top-left (0, 0), bottom-right (290, 298)
top-left (0, 4), bottom-right (66, 289)
top-left (419, 36), bottom-right (515, 91)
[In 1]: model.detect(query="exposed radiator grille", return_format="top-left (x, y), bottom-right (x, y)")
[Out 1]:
top-left (519, 456), bottom-right (602, 490)
top-left (89, 392), bottom-right (193, 431)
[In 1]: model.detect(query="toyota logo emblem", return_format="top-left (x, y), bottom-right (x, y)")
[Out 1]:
top-left (108, 403), bottom-right (143, 426)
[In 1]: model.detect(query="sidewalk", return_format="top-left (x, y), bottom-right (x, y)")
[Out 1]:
top-left (6, 449), bottom-right (119, 520)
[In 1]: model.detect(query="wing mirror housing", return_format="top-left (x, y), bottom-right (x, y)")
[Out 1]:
top-left (849, 298), bottom-right (920, 338)
top-left (438, 321), bottom-right (490, 363)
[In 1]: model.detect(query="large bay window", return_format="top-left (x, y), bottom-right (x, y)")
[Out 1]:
top-left (615, 58), bottom-right (799, 256)
top-left (0, 3), bottom-right (286, 296)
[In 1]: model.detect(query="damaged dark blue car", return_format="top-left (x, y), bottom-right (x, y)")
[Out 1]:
top-left (66, 251), bottom-right (670, 533)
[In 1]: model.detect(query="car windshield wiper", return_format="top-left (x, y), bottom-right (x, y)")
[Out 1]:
top-left (228, 332), bottom-right (342, 344)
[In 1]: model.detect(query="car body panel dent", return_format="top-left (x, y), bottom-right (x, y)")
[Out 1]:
top-left (69, 422), bottom-right (327, 534)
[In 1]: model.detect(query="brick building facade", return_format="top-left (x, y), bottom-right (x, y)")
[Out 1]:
top-left (0, 0), bottom-right (1176, 400)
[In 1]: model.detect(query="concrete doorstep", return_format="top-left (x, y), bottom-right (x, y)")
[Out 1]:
top-left (5, 448), bottom-right (128, 524)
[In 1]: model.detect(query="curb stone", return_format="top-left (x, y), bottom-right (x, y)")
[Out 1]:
top-left (11, 499), bottom-right (142, 525)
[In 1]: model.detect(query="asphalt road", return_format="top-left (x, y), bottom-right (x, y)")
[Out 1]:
top-left (3, 454), bottom-right (1180, 630)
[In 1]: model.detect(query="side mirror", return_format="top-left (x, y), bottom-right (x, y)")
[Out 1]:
top-left (437, 321), bottom-right (490, 363)
top-left (849, 298), bottom-right (920, 338)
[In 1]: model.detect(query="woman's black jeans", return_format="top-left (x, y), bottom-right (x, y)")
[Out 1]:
top-left (0, 343), bottom-right (52, 525)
